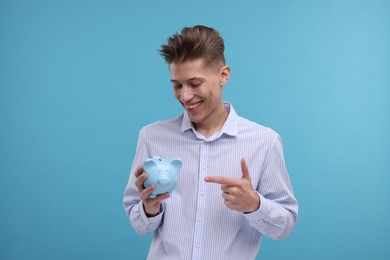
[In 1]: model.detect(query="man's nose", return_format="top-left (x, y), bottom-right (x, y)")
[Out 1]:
top-left (180, 86), bottom-right (193, 102)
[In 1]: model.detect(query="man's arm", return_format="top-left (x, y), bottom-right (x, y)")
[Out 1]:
top-left (248, 135), bottom-right (298, 239)
top-left (123, 129), bottom-right (168, 235)
top-left (205, 136), bottom-right (298, 240)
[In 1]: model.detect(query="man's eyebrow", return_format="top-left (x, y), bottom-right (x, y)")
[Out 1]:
top-left (170, 77), bottom-right (205, 83)
top-left (188, 77), bottom-right (204, 81)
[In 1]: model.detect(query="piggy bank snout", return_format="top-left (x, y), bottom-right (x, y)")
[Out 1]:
top-left (156, 169), bottom-right (170, 185)
top-left (158, 176), bottom-right (169, 185)
top-left (143, 156), bottom-right (182, 198)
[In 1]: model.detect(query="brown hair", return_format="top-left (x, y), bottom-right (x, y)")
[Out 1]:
top-left (159, 25), bottom-right (226, 69)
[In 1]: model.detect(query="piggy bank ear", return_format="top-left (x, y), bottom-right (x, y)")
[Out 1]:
top-left (170, 158), bottom-right (182, 171)
top-left (143, 159), bottom-right (158, 173)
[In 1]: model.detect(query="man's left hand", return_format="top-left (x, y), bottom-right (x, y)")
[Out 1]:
top-left (205, 158), bottom-right (260, 213)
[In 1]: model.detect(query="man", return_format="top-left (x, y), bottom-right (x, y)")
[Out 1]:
top-left (123, 25), bottom-right (298, 259)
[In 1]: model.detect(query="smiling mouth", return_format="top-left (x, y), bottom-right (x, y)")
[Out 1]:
top-left (186, 101), bottom-right (202, 111)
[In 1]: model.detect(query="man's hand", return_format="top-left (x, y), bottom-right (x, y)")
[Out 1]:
top-left (204, 158), bottom-right (260, 213)
top-left (134, 165), bottom-right (169, 217)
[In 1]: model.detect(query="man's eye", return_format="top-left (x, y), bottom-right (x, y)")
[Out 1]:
top-left (191, 83), bottom-right (201, 88)
top-left (173, 84), bottom-right (182, 89)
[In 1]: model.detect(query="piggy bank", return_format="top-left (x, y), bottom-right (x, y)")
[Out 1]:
top-left (143, 156), bottom-right (183, 198)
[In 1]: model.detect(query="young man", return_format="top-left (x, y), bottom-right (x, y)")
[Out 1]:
top-left (123, 25), bottom-right (298, 259)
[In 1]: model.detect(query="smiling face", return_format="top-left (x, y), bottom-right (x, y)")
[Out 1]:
top-left (170, 58), bottom-right (230, 136)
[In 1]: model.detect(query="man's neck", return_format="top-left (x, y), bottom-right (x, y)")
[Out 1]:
top-left (193, 104), bottom-right (229, 138)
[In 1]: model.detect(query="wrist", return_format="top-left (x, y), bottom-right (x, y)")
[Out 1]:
top-left (144, 203), bottom-right (162, 217)
top-left (244, 192), bottom-right (261, 214)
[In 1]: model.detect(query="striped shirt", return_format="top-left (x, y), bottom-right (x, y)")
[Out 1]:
top-left (123, 103), bottom-right (298, 260)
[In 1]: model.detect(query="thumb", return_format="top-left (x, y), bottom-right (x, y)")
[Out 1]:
top-left (241, 158), bottom-right (250, 179)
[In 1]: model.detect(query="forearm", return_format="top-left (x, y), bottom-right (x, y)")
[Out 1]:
top-left (245, 193), bottom-right (298, 240)
top-left (123, 128), bottom-right (164, 235)
top-left (244, 134), bottom-right (298, 239)
top-left (123, 169), bottom-right (163, 236)
top-left (127, 201), bottom-right (163, 236)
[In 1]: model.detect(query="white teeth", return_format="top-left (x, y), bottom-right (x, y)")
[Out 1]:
top-left (187, 102), bottom-right (201, 110)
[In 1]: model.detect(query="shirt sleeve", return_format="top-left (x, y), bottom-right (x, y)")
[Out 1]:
top-left (244, 135), bottom-right (298, 240)
top-left (123, 128), bottom-right (164, 236)
top-left (129, 201), bottom-right (164, 236)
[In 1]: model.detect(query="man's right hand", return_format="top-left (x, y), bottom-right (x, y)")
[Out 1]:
top-left (134, 165), bottom-right (170, 217)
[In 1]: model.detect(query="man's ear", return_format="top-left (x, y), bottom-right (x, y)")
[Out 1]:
top-left (219, 65), bottom-right (231, 86)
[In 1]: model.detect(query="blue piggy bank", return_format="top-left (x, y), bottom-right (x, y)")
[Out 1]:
top-left (143, 156), bottom-right (183, 198)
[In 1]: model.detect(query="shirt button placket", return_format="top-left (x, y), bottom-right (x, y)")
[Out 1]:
top-left (192, 141), bottom-right (209, 260)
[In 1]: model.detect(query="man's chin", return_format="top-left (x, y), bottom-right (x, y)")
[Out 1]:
top-left (188, 115), bottom-right (203, 125)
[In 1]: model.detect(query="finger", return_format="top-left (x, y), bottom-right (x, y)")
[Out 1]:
top-left (140, 185), bottom-right (156, 200)
top-left (135, 172), bottom-right (148, 192)
top-left (142, 190), bottom-right (170, 202)
top-left (134, 165), bottom-right (144, 177)
top-left (224, 199), bottom-right (232, 209)
top-left (241, 158), bottom-right (250, 179)
top-left (221, 185), bottom-right (237, 195)
top-left (221, 185), bottom-right (229, 193)
top-left (205, 176), bottom-right (241, 185)
top-left (222, 191), bottom-right (232, 201)
top-left (153, 192), bottom-right (170, 202)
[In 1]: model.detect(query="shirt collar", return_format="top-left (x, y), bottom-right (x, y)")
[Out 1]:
top-left (181, 102), bottom-right (238, 137)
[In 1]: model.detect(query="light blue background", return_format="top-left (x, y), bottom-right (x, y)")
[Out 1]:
top-left (1, 0), bottom-right (389, 259)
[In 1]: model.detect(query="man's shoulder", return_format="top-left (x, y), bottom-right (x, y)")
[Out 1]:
top-left (140, 114), bottom-right (184, 134)
top-left (237, 116), bottom-right (279, 138)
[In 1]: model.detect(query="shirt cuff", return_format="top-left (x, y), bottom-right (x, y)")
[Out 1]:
top-left (139, 201), bottom-right (164, 223)
top-left (244, 192), bottom-right (272, 223)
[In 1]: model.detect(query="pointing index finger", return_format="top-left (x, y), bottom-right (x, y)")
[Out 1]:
top-left (204, 176), bottom-right (241, 186)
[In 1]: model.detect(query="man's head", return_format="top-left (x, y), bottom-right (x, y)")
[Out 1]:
top-left (159, 25), bottom-right (226, 71)
top-left (159, 25), bottom-right (231, 137)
